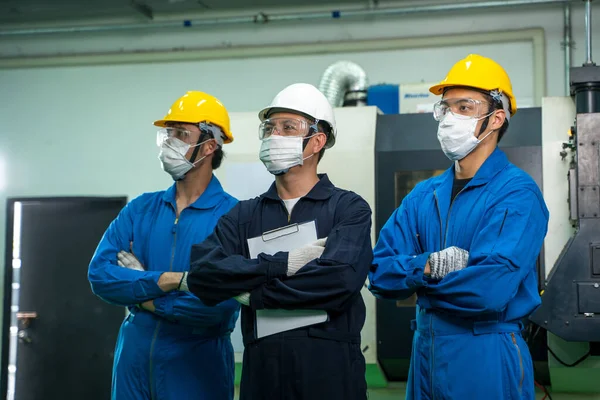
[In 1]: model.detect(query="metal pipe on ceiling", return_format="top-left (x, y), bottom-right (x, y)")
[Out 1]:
top-left (0, 0), bottom-right (573, 37)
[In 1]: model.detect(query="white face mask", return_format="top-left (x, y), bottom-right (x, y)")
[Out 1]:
top-left (259, 135), bottom-right (315, 175)
top-left (158, 137), bottom-right (209, 181)
top-left (437, 113), bottom-right (495, 161)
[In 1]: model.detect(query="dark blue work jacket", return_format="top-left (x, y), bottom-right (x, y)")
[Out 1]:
top-left (187, 174), bottom-right (373, 345)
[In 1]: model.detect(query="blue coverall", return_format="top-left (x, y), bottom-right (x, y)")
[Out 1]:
top-left (186, 174), bottom-right (373, 400)
top-left (88, 176), bottom-right (240, 400)
top-left (369, 148), bottom-right (549, 400)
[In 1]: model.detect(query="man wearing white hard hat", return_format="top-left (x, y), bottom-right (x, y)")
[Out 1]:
top-left (180, 83), bottom-right (373, 399)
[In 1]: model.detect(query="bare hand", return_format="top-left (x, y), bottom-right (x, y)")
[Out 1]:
top-left (140, 300), bottom-right (156, 312)
top-left (157, 272), bottom-right (184, 292)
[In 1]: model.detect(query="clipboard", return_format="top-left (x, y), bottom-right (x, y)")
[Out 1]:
top-left (247, 220), bottom-right (328, 339)
top-left (248, 221), bottom-right (318, 259)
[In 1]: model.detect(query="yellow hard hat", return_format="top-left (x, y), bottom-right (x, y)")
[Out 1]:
top-left (429, 54), bottom-right (517, 116)
top-left (154, 91), bottom-right (233, 144)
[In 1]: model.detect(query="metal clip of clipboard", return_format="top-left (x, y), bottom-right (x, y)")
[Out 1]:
top-left (260, 223), bottom-right (300, 242)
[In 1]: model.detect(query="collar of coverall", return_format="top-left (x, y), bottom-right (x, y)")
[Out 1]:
top-left (161, 174), bottom-right (227, 210)
top-left (262, 173), bottom-right (335, 201)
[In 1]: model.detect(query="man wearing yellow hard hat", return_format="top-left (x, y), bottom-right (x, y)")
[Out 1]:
top-left (88, 91), bottom-right (240, 400)
top-left (369, 54), bottom-right (549, 399)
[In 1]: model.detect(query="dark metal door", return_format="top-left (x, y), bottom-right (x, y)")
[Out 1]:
top-left (1, 197), bottom-right (127, 400)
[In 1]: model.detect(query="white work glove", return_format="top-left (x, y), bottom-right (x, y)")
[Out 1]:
top-left (233, 238), bottom-right (329, 305)
top-left (234, 292), bottom-right (250, 306)
top-left (117, 251), bottom-right (145, 271)
top-left (427, 246), bottom-right (469, 280)
top-left (287, 237), bottom-right (327, 276)
top-left (178, 271), bottom-right (189, 292)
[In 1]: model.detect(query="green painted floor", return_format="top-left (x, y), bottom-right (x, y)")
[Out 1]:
top-left (234, 383), bottom-right (600, 399)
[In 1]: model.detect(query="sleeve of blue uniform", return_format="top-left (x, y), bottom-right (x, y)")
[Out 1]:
top-left (422, 188), bottom-right (549, 316)
top-left (248, 196), bottom-right (375, 314)
top-left (87, 200), bottom-right (166, 306)
top-left (187, 204), bottom-right (289, 306)
top-left (368, 198), bottom-right (431, 300)
top-left (153, 291), bottom-right (239, 327)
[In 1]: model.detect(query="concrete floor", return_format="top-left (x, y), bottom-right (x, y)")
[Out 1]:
top-left (234, 382), bottom-right (600, 399)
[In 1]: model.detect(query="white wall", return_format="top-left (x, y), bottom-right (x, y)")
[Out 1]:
top-left (542, 97), bottom-right (576, 279)
top-left (0, 40), bottom-right (537, 112)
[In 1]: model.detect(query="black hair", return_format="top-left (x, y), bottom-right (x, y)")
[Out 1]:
top-left (316, 121), bottom-right (331, 162)
top-left (199, 130), bottom-right (224, 170)
top-left (478, 92), bottom-right (510, 143)
top-left (300, 119), bottom-right (331, 163)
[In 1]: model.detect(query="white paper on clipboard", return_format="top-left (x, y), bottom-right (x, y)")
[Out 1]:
top-left (247, 220), bottom-right (328, 339)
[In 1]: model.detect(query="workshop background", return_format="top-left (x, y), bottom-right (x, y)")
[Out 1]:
top-left (2, 0), bottom-right (600, 399)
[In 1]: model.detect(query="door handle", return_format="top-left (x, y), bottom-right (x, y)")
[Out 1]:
top-left (16, 312), bottom-right (37, 345)
top-left (16, 312), bottom-right (37, 328)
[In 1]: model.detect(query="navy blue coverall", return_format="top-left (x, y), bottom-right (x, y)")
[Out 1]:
top-left (187, 174), bottom-right (373, 400)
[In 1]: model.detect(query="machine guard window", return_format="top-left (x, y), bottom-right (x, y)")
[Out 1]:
top-left (394, 170), bottom-right (445, 209)
top-left (393, 169), bottom-right (445, 307)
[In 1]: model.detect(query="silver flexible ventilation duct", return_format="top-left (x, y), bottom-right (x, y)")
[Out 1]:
top-left (318, 61), bottom-right (368, 107)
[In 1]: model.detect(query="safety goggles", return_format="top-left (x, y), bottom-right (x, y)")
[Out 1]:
top-left (433, 98), bottom-right (492, 121)
top-left (156, 127), bottom-right (199, 146)
top-left (258, 117), bottom-right (319, 140)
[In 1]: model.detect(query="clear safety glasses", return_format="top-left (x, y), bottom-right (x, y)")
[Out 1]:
top-left (433, 98), bottom-right (492, 121)
top-left (258, 117), bottom-right (318, 140)
top-left (156, 127), bottom-right (197, 147)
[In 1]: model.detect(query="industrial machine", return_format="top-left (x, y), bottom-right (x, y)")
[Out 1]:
top-left (529, 4), bottom-right (600, 344)
top-left (527, 0), bottom-right (600, 391)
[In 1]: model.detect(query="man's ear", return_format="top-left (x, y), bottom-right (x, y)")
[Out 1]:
top-left (311, 132), bottom-right (327, 154)
top-left (203, 139), bottom-right (218, 156)
top-left (490, 109), bottom-right (506, 131)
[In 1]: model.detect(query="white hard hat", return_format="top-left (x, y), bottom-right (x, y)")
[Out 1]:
top-left (259, 83), bottom-right (337, 149)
